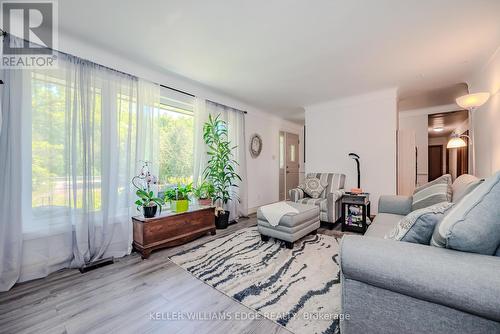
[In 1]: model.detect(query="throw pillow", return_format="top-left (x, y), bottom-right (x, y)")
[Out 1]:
top-left (298, 177), bottom-right (327, 199)
top-left (452, 174), bottom-right (483, 203)
top-left (385, 202), bottom-right (454, 244)
top-left (412, 174), bottom-right (452, 210)
top-left (431, 170), bottom-right (500, 255)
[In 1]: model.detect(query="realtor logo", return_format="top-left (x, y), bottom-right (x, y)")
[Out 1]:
top-left (1, 0), bottom-right (58, 68)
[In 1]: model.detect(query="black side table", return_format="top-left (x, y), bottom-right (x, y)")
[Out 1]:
top-left (341, 193), bottom-right (371, 234)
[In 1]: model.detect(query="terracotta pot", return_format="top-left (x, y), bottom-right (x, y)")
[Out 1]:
top-left (198, 198), bottom-right (212, 206)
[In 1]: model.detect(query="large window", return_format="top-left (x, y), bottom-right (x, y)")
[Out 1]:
top-left (31, 72), bottom-right (107, 213)
top-left (30, 76), bottom-right (194, 220)
top-left (31, 71), bottom-right (137, 218)
top-left (158, 88), bottom-right (194, 187)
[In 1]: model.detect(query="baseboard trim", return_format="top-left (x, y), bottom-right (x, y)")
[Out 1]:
top-left (247, 206), bottom-right (259, 215)
top-left (247, 200), bottom-right (284, 216)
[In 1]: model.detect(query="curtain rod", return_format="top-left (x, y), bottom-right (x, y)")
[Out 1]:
top-left (159, 84), bottom-right (194, 98)
top-left (0, 29), bottom-right (248, 114)
top-left (0, 30), bottom-right (194, 98)
top-left (206, 99), bottom-right (248, 114)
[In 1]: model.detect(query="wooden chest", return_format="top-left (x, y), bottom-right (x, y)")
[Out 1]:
top-left (132, 206), bottom-right (216, 259)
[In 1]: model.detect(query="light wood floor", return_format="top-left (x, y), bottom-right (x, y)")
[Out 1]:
top-left (0, 216), bottom-right (346, 334)
top-left (0, 216), bottom-right (295, 334)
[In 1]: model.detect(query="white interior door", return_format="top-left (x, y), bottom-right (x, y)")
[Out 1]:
top-left (279, 132), bottom-right (300, 201)
top-left (279, 132), bottom-right (286, 201)
top-left (285, 132), bottom-right (300, 199)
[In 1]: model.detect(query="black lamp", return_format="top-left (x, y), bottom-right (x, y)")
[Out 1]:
top-left (348, 152), bottom-right (361, 192)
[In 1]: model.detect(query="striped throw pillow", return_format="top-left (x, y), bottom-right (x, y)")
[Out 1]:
top-left (412, 174), bottom-right (452, 211)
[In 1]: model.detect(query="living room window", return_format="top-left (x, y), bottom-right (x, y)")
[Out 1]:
top-left (158, 88), bottom-right (194, 187)
top-left (29, 73), bottom-right (195, 234)
top-left (31, 72), bottom-right (109, 216)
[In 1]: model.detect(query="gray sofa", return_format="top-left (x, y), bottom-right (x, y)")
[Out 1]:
top-left (289, 172), bottom-right (345, 223)
top-left (340, 175), bottom-right (500, 333)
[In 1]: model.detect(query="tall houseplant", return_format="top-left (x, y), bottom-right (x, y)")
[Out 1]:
top-left (203, 114), bottom-right (241, 229)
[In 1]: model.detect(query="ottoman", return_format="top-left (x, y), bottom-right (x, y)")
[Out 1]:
top-left (257, 201), bottom-right (320, 249)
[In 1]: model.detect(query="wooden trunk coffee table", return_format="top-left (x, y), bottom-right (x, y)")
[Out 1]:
top-left (132, 205), bottom-right (216, 259)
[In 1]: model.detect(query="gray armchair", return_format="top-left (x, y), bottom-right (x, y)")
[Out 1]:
top-left (289, 172), bottom-right (345, 223)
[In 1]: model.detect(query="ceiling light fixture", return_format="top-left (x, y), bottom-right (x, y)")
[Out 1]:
top-left (433, 127), bottom-right (444, 132)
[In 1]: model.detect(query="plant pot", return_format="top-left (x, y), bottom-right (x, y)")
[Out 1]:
top-left (215, 210), bottom-right (230, 229)
top-left (198, 198), bottom-right (212, 206)
top-left (143, 205), bottom-right (158, 218)
top-left (171, 199), bottom-right (189, 213)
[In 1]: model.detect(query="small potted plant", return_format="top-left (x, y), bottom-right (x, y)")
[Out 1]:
top-left (164, 184), bottom-right (192, 213)
top-left (135, 189), bottom-right (164, 218)
top-left (132, 161), bottom-right (163, 218)
top-left (203, 114), bottom-right (241, 229)
top-left (193, 181), bottom-right (215, 206)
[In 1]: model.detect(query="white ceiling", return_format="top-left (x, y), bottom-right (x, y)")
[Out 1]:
top-left (58, 0), bottom-right (500, 121)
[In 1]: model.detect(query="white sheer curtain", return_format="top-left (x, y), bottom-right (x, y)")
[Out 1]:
top-left (0, 34), bottom-right (161, 290)
top-left (0, 35), bottom-right (30, 290)
top-left (193, 97), bottom-right (209, 187)
top-left (194, 99), bottom-right (247, 221)
top-left (136, 79), bottom-right (161, 182)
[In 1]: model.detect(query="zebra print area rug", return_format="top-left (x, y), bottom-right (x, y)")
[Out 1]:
top-left (170, 227), bottom-right (341, 334)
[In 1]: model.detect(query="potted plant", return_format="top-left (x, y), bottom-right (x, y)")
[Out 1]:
top-left (164, 184), bottom-right (192, 213)
top-left (135, 189), bottom-right (164, 218)
top-left (132, 161), bottom-right (162, 218)
top-left (193, 181), bottom-right (215, 206)
top-left (203, 114), bottom-right (241, 229)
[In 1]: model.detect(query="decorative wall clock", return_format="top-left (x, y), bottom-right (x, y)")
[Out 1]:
top-left (249, 134), bottom-right (262, 158)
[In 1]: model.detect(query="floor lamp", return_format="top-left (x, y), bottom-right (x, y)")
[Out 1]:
top-left (452, 92), bottom-right (490, 176)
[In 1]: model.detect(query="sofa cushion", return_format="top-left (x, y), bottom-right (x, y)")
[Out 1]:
top-left (431, 171), bottom-right (500, 255)
top-left (412, 174), bottom-right (452, 210)
top-left (385, 202), bottom-right (454, 244)
top-left (365, 213), bottom-right (403, 238)
top-left (378, 195), bottom-right (413, 215)
top-left (298, 177), bottom-right (327, 199)
top-left (452, 174), bottom-right (482, 203)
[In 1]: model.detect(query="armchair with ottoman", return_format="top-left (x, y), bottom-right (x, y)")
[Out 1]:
top-left (289, 172), bottom-right (346, 224)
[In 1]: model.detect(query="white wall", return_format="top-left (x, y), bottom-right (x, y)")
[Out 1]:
top-left (305, 89), bottom-right (398, 213)
top-left (57, 32), bottom-right (304, 215)
top-left (399, 114), bottom-right (428, 185)
top-left (245, 113), bottom-right (303, 213)
top-left (467, 47), bottom-right (500, 178)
